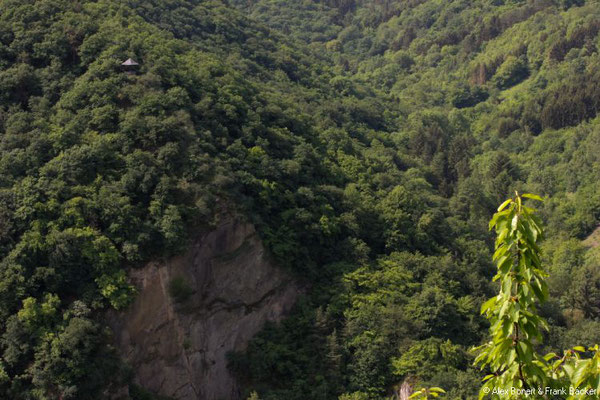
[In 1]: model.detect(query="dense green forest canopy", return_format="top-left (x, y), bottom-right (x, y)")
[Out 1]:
top-left (0, 0), bottom-right (599, 399)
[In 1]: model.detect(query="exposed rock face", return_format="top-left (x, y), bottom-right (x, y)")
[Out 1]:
top-left (395, 377), bottom-right (416, 400)
top-left (108, 218), bottom-right (299, 400)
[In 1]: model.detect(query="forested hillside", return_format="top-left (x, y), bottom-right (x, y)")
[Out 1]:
top-left (229, 1), bottom-right (600, 399)
top-left (0, 0), bottom-right (599, 399)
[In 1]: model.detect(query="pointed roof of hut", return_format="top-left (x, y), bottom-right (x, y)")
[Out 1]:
top-left (121, 58), bottom-right (139, 66)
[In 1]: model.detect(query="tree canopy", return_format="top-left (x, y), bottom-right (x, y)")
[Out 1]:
top-left (0, 0), bottom-right (599, 399)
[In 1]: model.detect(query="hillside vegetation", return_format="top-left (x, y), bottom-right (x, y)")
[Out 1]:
top-left (0, 0), bottom-right (599, 399)
top-left (229, 1), bottom-right (600, 399)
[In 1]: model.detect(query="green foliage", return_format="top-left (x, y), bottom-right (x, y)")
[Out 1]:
top-left (409, 387), bottom-right (446, 400)
top-left (168, 276), bottom-right (194, 303)
top-left (96, 270), bottom-right (136, 310)
top-left (232, 248), bottom-right (489, 399)
top-left (450, 85), bottom-right (489, 109)
top-left (474, 193), bottom-right (550, 395)
top-left (338, 392), bottom-right (368, 400)
top-left (408, 194), bottom-right (600, 399)
top-left (2, 0), bottom-right (600, 398)
top-left (474, 194), bottom-right (600, 399)
top-left (392, 339), bottom-right (465, 380)
top-left (17, 294), bottom-right (61, 334)
top-left (0, 0), bottom-right (415, 396)
top-left (247, 391), bottom-right (261, 400)
top-left (492, 56), bottom-right (529, 90)
top-left (3, 300), bottom-right (126, 399)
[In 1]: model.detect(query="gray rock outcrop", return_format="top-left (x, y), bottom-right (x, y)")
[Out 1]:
top-left (108, 217), bottom-right (299, 400)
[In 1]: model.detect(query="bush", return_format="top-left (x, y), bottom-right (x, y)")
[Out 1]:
top-left (496, 117), bottom-right (519, 138)
top-left (492, 55), bottom-right (529, 89)
top-left (168, 276), bottom-right (194, 303)
top-left (450, 85), bottom-right (488, 109)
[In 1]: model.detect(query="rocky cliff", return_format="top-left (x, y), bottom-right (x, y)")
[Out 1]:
top-left (108, 218), bottom-right (299, 400)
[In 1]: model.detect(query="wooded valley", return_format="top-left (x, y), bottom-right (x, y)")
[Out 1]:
top-left (0, 1), bottom-right (600, 399)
